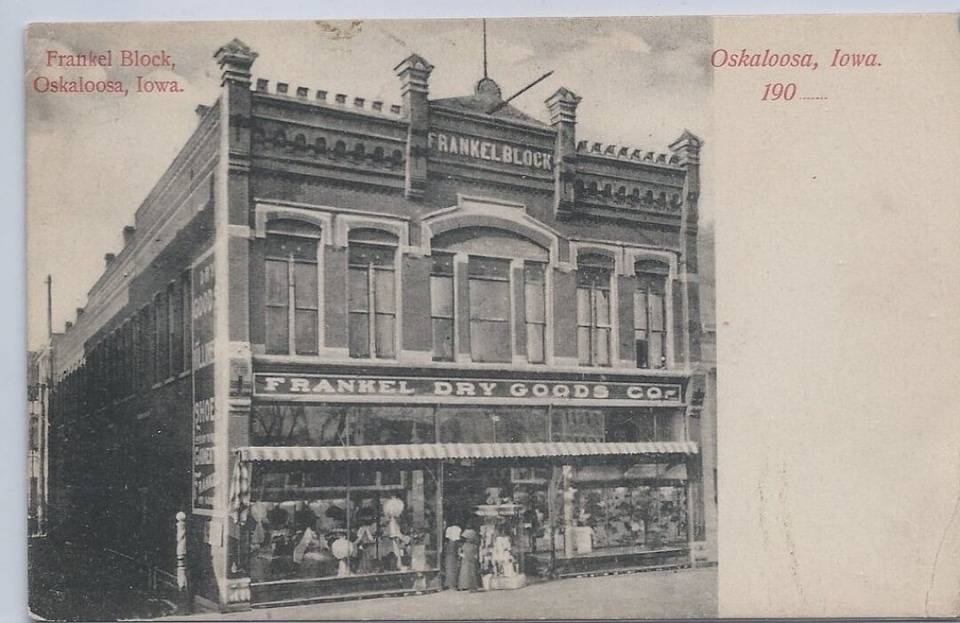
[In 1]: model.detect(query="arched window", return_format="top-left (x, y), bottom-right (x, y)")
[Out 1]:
top-left (348, 229), bottom-right (398, 359)
top-left (430, 225), bottom-right (551, 364)
top-left (264, 220), bottom-right (322, 355)
top-left (634, 259), bottom-right (670, 369)
top-left (576, 253), bottom-right (614, 366)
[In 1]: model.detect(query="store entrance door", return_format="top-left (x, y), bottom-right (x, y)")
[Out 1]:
top-left (440, 460), bottom-right (547, 591)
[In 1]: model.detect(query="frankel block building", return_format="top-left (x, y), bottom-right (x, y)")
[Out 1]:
top-left (48, 39), bottom-right (716, 611)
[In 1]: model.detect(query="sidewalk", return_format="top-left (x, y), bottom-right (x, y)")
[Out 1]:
top-left (163, 567), bottom-right (717, 621)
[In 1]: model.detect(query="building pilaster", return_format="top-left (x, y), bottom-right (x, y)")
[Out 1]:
top-left (395, 54), bottom-right (434, 200)
top-left (546, 88), bottom-right (582, 215)
top-left (212, 38), bottom-right (257, 613)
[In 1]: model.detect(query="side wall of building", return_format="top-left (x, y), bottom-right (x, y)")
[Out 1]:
top-left (48, 103), bottom-right (221, 578)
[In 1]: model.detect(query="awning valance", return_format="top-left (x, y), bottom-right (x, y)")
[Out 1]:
top-left (237, 441), bottom-right (698, 463)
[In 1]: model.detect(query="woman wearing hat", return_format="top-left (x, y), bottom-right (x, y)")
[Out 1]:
top-left (442, 525), bottom-right (462, 589)
top-left (457, 529), bottom-right (481, 591)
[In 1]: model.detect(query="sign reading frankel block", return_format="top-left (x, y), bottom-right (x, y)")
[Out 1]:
top-left (254, 373), bottom-right (684, 404)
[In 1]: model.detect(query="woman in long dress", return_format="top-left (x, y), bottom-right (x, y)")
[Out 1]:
top-left (457, 529), bottom-right (481, 591)
top-left (355, 522), bottom-right (379, 574)
top-left (443, 525), bottom-right (461, 589)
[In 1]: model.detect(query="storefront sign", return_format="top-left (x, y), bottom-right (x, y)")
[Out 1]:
top-left (428, 131), bottom-right (554, 172)
top-left (254, 373), bottom-right (683, 404)
top-left (192, 253), bottom-right (216, 512)
top-left (191, 254), bottom-right (216, 370)
top-left (192, 367), bottom-right (216, 509)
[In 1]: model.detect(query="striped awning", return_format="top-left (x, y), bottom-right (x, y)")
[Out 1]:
top-left (237, 441), bottom-right (698, 463)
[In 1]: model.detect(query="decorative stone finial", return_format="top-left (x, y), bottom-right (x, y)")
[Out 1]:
top-left (545, 87), bottom-right (582, 125)
top-left (669, 129), bottom-right (703, 166)
top-left (214, 38), bottom-right (258, 86)
top-left (394, 53), bottom-right (434, 96)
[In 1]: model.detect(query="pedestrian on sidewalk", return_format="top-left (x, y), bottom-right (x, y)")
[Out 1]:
top-left (442, 525), bottom-right (462, 589)
top-left (457, 529), bottom-right (480, 591)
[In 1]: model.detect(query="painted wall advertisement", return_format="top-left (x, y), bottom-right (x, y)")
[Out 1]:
top-left (191, 253), bottom-right (216, 512)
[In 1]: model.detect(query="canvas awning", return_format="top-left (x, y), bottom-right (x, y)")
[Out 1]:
top-left (237, 441), bottom-right (698, 463)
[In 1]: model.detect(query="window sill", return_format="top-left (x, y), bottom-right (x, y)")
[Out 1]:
top-left (252, 354), bottom-right (690, 378)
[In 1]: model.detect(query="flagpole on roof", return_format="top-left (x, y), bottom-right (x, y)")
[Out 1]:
top-left (482, 19), bottom-right (488, 80)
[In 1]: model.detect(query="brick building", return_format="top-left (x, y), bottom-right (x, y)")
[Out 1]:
top-left (48, 38), bottom-right (715, 611)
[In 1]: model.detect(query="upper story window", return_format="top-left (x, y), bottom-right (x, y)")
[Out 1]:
top-left (264, 221), bottom-right (321, 356)
top-left (430, 253), bottom-right (455, 362)
top-left (181, 271), bottom-right (192, 371)
top-left (634, 260), bottom-right (669, 369)
top-left (348, 229), bottom-right (398, 359)
top-left (577, 254), bottom-right (614, 367)
top-left (429, 225), bottom-right (553, 365)
top-left (154, 291), bottom-right (169, 381)
top-left (468, 256), bottom-right (512, 363)
top-left (167, 281), bottom-right (181, 375)
top-left (524, 262), bottom-right (547, 364)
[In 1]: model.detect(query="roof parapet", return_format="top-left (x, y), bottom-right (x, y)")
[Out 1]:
top-left (577, 140), bottom-right (681, 166)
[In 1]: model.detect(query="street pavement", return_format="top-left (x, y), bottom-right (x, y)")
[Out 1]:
top-left (163, 567), bottom-right (717, 621)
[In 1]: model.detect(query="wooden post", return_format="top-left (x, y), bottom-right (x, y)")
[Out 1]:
top-left (175, 511), bottom-right (190, 613)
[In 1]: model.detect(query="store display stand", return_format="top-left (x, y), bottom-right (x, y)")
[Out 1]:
top-left (474, 503), bottom-right (527, 591)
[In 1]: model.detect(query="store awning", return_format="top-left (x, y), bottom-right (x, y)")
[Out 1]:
top-left (237, 441), bottom-right (698, 463)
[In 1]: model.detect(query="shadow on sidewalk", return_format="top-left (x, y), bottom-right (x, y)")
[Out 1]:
top-left (29, 537), bottom-right (177, 621)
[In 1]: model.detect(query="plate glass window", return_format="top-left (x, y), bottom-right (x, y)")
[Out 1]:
top-left (264, 224), bottom-right (321, 356)
top-left (430, 253), bottom-right (455, 361)
top-left (634, 260), bottom-right (669, 369)
top-left (468, 256), bottom-right (511, 362)
top-left (348, 232), bottom-right (398, 359)
top-left (576, 255), bottom-right (613, 366)
top-left (524, 262), bottom-right (546, 363)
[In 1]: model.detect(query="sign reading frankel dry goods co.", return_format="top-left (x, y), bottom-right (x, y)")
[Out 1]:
top-left (254, 373), bottom-right (683, 404)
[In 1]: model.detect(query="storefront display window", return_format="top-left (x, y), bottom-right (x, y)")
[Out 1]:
top-left (550, 461), bottom-right (688, 562)
top-left (245, 461), bottom-right (439, 583)
top-left (245, 403), bottom-right (692, 584)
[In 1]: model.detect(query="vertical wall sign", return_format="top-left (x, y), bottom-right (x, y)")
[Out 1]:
top-left (191, 252), bottom-right (216, 513)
